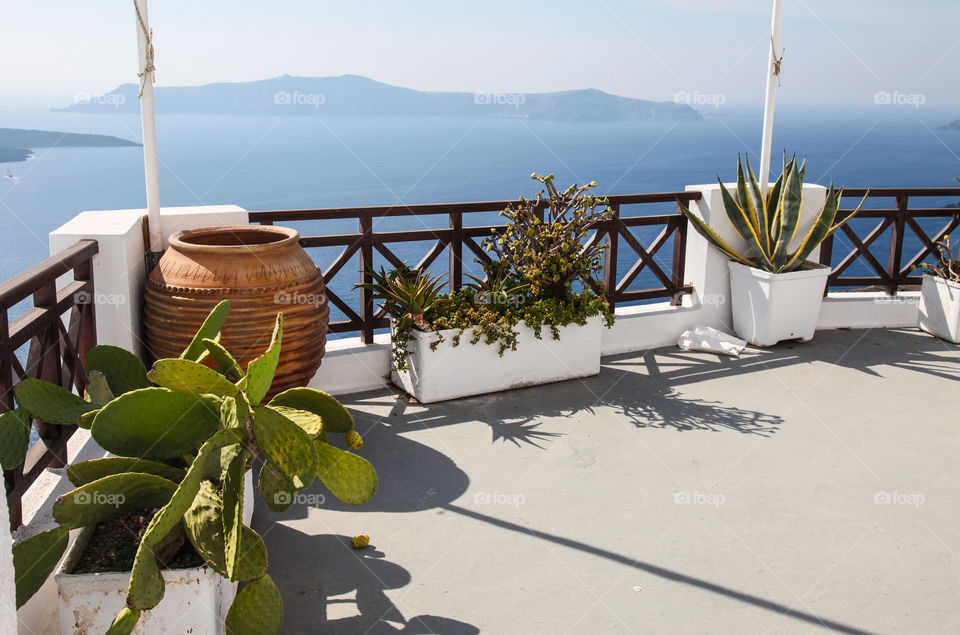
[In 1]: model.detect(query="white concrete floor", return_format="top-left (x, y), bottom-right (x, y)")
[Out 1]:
top-left (254, 328), bottom-right (960, 634)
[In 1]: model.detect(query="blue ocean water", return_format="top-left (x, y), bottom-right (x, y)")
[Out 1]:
top-left (1, 107), bottom-right (959, 326)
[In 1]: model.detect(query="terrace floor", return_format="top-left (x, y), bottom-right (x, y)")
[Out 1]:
top-left (253, 328), bottom-right (960, 634)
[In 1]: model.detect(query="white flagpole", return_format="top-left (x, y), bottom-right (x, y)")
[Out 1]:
top-left (134, 0), bottom-right (162, 263)
top-left (759, 0), bottom-right (784, 194)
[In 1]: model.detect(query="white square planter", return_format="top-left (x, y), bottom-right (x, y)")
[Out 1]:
top-left (391, 316), bottom-right (603, 403)
top-left (728, 260), bottom-right (832, 347)
top-left (918, 273), bottom-right (960, 343)
top-left (54, 471), bottom-right (254, 634)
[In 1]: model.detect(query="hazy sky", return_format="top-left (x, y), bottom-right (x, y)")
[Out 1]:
top-left (2, 0), bottom-right (958, 110)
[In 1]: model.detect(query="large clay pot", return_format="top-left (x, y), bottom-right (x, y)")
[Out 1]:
top-left (144, 225), bottom-right (328, 399)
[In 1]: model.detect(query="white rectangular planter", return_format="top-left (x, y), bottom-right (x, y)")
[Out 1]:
top-left (54, 471), bottom-right (254, 634)
top-left (391, 316), bottom-right (603, 403)
top-left (728, 261), bottom-right (832, 347)
top-left (918, 273), bottom-right (960, 343)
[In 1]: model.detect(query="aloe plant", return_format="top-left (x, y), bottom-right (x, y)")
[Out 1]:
top-left (8, 300), bottom-right (377, 634)
top-left (679, 155), bottom-right (868, 273)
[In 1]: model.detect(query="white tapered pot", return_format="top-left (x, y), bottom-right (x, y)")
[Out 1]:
top-left (728, 261), bottom-right (832, 346)
top-left (918, 273), bottom-right (960, 343)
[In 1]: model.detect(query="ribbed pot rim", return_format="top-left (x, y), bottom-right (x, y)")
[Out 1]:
top-left (167, 225), bottom-right (300, 255)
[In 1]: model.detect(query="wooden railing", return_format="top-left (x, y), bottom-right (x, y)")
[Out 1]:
top-left (250, 192), bottom-right (701, 343)
top-left (1, 240), bottom-right (98, 529)
top-left (820, 188), bottom-right (960, 294)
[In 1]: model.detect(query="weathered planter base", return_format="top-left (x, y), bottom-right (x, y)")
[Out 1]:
top-left (728, 261), bottom-right (831, 347)
top-left (54, 471), bottom-right (254, 634)
top-left (391, 316), bottom-right (603, 403)
top-left (918, 274), bottom-right (960, 344)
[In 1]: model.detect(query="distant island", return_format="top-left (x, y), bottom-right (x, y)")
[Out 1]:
top-left (54, 74), bottom-right (703, 123)
top-left (0, 128), bottom-right (140, 163)
top-left (938, 120), bottom-right (960, 131)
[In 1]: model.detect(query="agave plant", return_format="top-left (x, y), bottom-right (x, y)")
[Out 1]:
top-left (356, 263), bottom-right (448, 332)
top-left (679, 155), bottom-right (868, 274)
top-left (464, 260), bottom-right (530, 306)
top-left (356, 264), bottom-right (448, 370)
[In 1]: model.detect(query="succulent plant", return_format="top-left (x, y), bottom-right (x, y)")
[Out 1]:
top-left (483, 173), bottom-right (613, 299)
top-left (679, 155), bottom-right (869, 274)
top-left (917, 234), bottom-right (960, 283)
top-left (9, 300), bottom-right (377, 634)
top-left (356, 263), bottom-right (449, 370)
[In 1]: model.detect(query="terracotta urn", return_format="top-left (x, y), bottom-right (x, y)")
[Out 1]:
top-left (144, 225), bottom-right (329, 399)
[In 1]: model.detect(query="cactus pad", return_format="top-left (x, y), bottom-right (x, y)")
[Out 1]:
top-left (53, 473), bottom-right (178, 529)
top-left (224, 574), bottom-right (283, 635)
top-left (14, 378), bottom-right (96, 424)
top-left (0, 408), bottom-right (30, 470)
top-left (91, 387), bottom-right (221, 458)
top-left (13, 527), bottom-right (68, 608)
top-left (184, 481), bottom-right (267, 581)
top-left (269, 387), bottom-right (355, 433)
top-left (221, 444), bottom-right (247, 580)
top-left (85, 344), bottom-right (150, 396)
top-left (257, 461), bottom-right (297, 513)
top-left (266, 405), bottom-right (323, 437)
top-left (84, 370), bottom-right (114, 408)
top-left (105, 607), bottom-right (141, 635)
top-left (244, 313), bottom-right (283, 405)
top-left (202, 337), bottom-right (244, 382)
top-left (148, 358), bottom-right (241, 398)
top-left (180, 300), bottom-right (231, 362)
top-left (314, 441), bottom-right (377, 505)
top-left (66, 457), bottom-right (186, 487)
top-left (126, 428), bottom-right (241, 610)
top-left (251, 405), bottom-right (316, 488)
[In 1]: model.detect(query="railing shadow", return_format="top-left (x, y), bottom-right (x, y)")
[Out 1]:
top-left (252, 525), bottom-right (478, 634)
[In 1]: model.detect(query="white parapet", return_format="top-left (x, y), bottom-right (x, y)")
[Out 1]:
top-left (49, 205), bottom-right (247, 352)
top-left (0, 489), bottom-right (16, 635)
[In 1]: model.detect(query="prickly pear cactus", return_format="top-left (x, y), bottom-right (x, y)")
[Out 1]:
top-left (10, 300), bottom-right (377, 635)
top-left (12, 527), bottom-right (68, 608)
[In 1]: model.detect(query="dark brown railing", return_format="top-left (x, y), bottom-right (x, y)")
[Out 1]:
top-left (250, 192), bottom-right (701, 343)
top-left (820, 188), bottom-right (960, 294)
top-left (2, 239), bottom-right (98, 529)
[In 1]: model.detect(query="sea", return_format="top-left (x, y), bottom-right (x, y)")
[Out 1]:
top-left (1, 106), bottom-right (959, 328)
